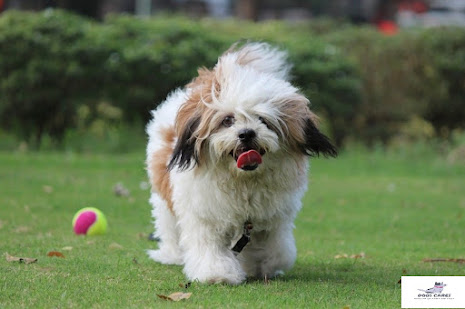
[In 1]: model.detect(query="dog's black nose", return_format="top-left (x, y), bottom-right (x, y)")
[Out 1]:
top-left (238, 129), bottom-right (256, 142)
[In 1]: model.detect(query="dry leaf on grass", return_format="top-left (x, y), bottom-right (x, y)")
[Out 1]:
top-left (350, 252), bottom-right (365, 259)
top-left (423, 258), bottom-right (465, 264)
top-left (14, 226), bottom-right (30, 233)
top-left (5, 253), bottom-right (38, 264)
top-left (157, 292), bottom-right (192, 301)
top-left (42, 185), bottom-right (54, 194)
top-left (109, 242), bottom-right (123, 249)
top-left (113, 183), bottom-right (130, 197)
top-left (47, 251), bottom-right (65, 258)
top-left (334, 252), bottom-right (365, 259)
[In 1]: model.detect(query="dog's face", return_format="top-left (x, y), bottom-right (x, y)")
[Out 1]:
top-left (168, 44), bottom-right (337, 173)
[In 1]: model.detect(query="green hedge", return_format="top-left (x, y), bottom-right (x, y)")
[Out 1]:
top-left (0, 10), bottom-right (361, 147)
top-left (325, 26), bottom-right (465, 144)
top-left (0, 9), bottom-right (463, 150)
top-left (0, 10), bottom-right (109, 145)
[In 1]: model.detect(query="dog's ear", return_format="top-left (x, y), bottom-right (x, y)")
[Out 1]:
top-left (168, 115), bottom-right (201, 171)
top-left (283, 95), bottom-right (337, 158)
top-left (299, 118), bottom-right (337, 158)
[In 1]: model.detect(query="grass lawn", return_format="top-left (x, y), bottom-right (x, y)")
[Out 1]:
top-left (1, 149), bottom-right (464, 308)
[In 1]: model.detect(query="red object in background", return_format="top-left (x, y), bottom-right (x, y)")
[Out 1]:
top-left (377, 20), bottom-right (398, 35)
top-left (398, 0), bottom-right (428, 14)
top-left (0, 0), bottom-right (4, 12)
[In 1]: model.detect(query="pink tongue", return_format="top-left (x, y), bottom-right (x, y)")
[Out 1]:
top-left (236, 150), bottom-right (262, 169)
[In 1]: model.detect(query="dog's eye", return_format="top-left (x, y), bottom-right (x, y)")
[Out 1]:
top-left (259, 116), bottom-right (270, 128)
top-left (222, 116), bottom-right (235, 127)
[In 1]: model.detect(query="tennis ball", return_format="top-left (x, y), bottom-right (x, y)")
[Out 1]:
top-left (72, 207), bottom-right (107, 235)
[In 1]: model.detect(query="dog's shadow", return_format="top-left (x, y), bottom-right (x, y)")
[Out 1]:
top-left (250, 259), bottom-right (399, 288)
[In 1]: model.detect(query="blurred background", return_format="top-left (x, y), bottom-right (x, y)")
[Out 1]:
top-left (0, 0), bottom-right (464, 160)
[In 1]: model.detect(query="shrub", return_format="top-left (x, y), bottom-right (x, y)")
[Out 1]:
top-left (97, 15), bottom-right (231, 123)
top-left (326, 26), bottom-right (465, 144)
top-left (0, 11), bottom-right (361, 148)
top-left (0, 10), bottom-right (110, 146)
top-left (418, 28), bottom-right (465, 135)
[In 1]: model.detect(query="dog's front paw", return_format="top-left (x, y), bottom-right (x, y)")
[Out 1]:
top-left (147, 249), bottom-right (183, 265)
top-left (184, 256), bottom-right (246, 285)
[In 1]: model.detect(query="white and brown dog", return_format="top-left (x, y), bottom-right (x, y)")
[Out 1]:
top-left (146, 42), bottom-right (336, 284)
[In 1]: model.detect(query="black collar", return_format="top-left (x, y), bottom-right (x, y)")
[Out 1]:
top-left (231, 221), bottom-right (253, 255)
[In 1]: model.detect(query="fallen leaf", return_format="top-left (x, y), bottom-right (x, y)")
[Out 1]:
top-left (157, 292), bottom-right (192, 301)
top-left (109, 242), bottom-right (123, 249)
top-left (43, 185), bottom-right (54, 194)
top-left (113, 183), bottom-right (130, 197)
top-left (5, 253), bottom-right (38, 264)
top-left (14, 226), bottom-right (30, 233)
top-left (423, 258), bottom-right (465, 263)
top-left (47, 251), bottom-right (65, 258)
top-left (350, 252), bottom-right (365, 259)
top-left (62, 246), bottom-right (73, 251)
top-left (335, 252), bottom-right (365, 259)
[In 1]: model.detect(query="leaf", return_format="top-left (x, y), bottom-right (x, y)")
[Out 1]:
top-left (113, 183), bottom-right (130, 197)
top-left (334, 252), bottom-right (365, 259)
top-left (350, 252), bottom-right (365, 259)
top-left (47, 251), bottom-right (65, 258)
top-left (5, 253), bottom-right (38, 264)
top-left (14, 226), bottom-right (30, 233)
top-left (157, 292), bottom-right (192, 301)
top-left (43, 185), bottom-right (54, 194)
top-left (109, 242), bottom-right (123, 249)
top-left (423, 258), bottom-right (465, 263)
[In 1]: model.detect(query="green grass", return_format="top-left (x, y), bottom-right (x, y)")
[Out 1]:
top-left (1, 150), bottom-right (464, 308)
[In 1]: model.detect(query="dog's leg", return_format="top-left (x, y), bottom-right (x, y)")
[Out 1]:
top-left (178, 217), bottom-right (246, 285)
top-left (242, 221), bottom-right (297, 279)
top-left (147, 194), bottom-right (183, 265)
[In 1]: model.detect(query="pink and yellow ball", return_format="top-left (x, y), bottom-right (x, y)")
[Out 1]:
top-left (72, 207), bottom-right (107, 235)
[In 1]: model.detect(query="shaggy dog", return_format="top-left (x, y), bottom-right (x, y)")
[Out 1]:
top-left (146, 42), bottom-right (337, 284)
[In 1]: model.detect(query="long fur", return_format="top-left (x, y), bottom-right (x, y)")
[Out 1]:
top-left (146, 42), bottom-right (336, 284)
